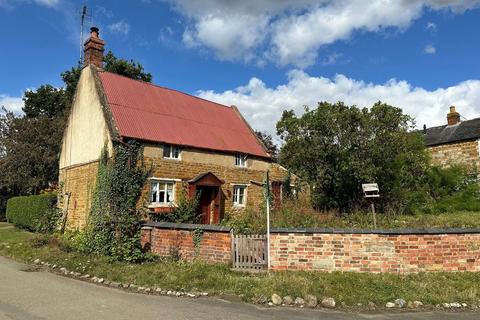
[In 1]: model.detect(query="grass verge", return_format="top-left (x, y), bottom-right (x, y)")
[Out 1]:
top-left (2, 226), bottom-right (480, 308)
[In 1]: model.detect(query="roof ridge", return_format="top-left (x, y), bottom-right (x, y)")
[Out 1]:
top-left (99, 70), bottom-right (231, 110)
top-left (426, 116), bottom-right (480, 131)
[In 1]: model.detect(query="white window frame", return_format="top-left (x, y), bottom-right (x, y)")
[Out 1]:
top-left (233, 185), bottom-right (247, 207)
top-left (150, 180), bottom-right (176, 207)
top-left (234, 153), bottom-right (248, 167)
top-left (163, 144), bottom-right (181, 160)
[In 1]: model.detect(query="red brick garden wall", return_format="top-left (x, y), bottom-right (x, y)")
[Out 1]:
top-left (141, 222), bottom-right (232, 264)
top-left (269, 230), bottom-right (480, 273)
top-left (141, 223), bottom-right (480, 273)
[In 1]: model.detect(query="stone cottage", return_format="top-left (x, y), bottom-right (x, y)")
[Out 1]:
top-left (59, 27), bottom-right (294, 230)
top-left (424, 106), bottom-right (480, 170)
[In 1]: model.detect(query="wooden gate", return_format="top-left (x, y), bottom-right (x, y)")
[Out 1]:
top-left (232, 234), bottom-right (267, 270)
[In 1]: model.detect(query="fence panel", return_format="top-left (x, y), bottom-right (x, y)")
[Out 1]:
top-left (233, 234), bottom-right (267, 270)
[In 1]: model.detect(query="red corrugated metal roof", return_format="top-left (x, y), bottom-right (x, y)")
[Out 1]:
top-left (98, 71), bottom-right (270, 158)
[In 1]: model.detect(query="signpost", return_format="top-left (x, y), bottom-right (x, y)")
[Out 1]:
top-left (265, 171), bottom-right (271, 270)
top-left (362, 183), bottom-right (380, 228)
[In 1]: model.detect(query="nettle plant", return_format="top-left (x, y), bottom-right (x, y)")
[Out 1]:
top-left (81, 140), bottom-right (150, 262)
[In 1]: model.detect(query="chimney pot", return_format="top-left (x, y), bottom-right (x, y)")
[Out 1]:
top-left (84, 26), bottom-right (105, 68)
top-left (90, 27), bottom-right (99, 38)
top-left (447, 105), bottom-right (460, 126)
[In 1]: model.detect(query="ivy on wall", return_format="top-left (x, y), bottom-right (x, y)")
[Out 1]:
top-left (81, 140), bottom-right (150, 262)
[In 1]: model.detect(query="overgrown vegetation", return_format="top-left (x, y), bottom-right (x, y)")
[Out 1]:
top-left (277, 101), bottom-right (480, 215)
top-left (79, 141), bottom-right (149, 262)
top-left (3, 226), bottom-right (480, 307)
top-left (153, 187), bottom-right (201, 223)
top-left (6, 193), bottom-right (58, 232)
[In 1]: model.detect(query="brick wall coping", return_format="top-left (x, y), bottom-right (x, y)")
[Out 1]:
top-left (142, 221), bottom-right (232, 233)
top-left (270, 227), bottom-right (480, 235)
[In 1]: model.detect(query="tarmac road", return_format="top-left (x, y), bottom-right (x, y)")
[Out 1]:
top-left (0, 256), bottom-right (478, 320)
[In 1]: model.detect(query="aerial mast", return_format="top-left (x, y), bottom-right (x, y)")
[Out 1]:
top-left (79, 4), bottom-right (89, 65)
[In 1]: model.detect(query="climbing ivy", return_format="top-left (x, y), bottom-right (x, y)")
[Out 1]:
top-left (192, 227), bottom-right (204, 257)
top-left (81, 140), bottom-right (150, 262)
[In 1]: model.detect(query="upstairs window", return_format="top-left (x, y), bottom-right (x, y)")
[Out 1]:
top-left (233, 185), bottom-right (246, 206)
top-left (163, 144), bottom-right (181, 159)
top-left (235, 153), bottom-right (247, 167)
top-left (151, 181), bottom-right (175, 205)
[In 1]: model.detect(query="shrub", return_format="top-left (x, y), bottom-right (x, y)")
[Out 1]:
top-left (153, 186), bottom-right (200, 223)
top-left (222, 208), bottom-right (267, 234)
top-left (6, 193), bottom-right (57, 232)
top-left (81, 141), bottom-right (150, 262)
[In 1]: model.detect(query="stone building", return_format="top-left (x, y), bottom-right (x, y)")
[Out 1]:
top-left (424, 106), bottom-right (480, 170)
top-left (59, 27), bottom-right (294, 230)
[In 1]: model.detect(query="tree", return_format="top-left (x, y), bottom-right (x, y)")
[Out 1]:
top-left (277, 101), bottom-right (429, 213)
top-left (23, 85), bottom-right (66, 118)
top-left (255, 131), bottom-right (279, 161)
top-left (103, 51), bottom-right (152, 82)
top-left (0, 51), bottom-right (153, 203)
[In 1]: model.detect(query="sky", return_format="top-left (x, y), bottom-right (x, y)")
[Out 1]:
top-left (0, 0), bottom-right (479, 137)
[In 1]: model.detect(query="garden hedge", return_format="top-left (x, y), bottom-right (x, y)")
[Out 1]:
top-left (6, 194), bottom-right (57, 231)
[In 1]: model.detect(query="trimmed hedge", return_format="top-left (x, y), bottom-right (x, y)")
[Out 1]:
top-left (6, 194), bottom-right (57, 231)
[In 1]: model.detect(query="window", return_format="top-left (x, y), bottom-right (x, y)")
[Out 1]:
top-left (151, 181), bottom-right (175, 205)
top-left (234, 153), bottom-right (247, 167)
top-left (163, 144), bottom-right (181, 159)
top-left (233, 185), bottom-right (246, 206)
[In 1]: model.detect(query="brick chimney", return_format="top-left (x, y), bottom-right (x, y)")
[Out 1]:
top-left (84, 27), bottom-right (105, 68)
top-left (447, 105), bottom-right (461, 126)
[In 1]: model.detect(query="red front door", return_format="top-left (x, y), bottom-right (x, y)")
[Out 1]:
top-left (198, 187), bottom-right (219, 224)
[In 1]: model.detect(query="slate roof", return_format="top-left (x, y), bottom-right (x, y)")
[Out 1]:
top-left (97, 71), bottom-right (270, 159)
top-left (423, 118), bottom-right (480, 146)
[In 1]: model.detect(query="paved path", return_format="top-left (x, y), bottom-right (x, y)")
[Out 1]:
top-left (0, 256), bottom-right (478, 320)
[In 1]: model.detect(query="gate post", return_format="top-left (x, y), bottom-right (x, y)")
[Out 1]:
top-left (230, 229), bottom-right (235, 267)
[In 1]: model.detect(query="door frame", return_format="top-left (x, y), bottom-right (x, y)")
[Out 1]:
top-left (188, 172), bottom-right (224, 224)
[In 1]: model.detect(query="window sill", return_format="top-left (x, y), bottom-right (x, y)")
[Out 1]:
top-left (163, 157), bottom-right (181, 161)
top-left (148, 203), bottom-right (176, 209)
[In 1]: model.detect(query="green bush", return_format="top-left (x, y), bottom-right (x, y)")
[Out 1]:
top-left (6, 193), bottom-right (58, 232)
top-left (153, 187), bottom-right (200, 223)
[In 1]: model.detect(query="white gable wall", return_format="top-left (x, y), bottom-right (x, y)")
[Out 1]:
top-left (59, 66), bottom-right (112, 169)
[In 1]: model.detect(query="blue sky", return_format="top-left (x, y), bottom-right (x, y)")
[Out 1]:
top-left (1, 0), bottom-right (479, 135)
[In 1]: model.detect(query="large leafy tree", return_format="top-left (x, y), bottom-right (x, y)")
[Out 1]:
top-left (0, 52), bottom-right (153, 211)
top-left (255, 131), bottom-right (278, 161)
top-left (277, 101), bottom-right (429, 213)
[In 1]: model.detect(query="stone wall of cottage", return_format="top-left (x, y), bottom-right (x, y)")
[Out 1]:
top-left (427, 139), bottom-right (480, 170)
top-left (269, 231), bottom-right (480, 273)
top-left (141, 153), bottom-right (290, 217)
top-left (58, 161), bottom-right (98, 230)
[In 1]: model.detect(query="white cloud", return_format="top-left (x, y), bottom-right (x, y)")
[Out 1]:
top-left (0, 0), bottom-right (59, 9)
top-left (108, 20), bottom-right (131, 35)
top-left (32, 0), bottom-right (58, 7)
top-left (0, 94), bottom-right (24, 115)
top-left (197, 71), bottom-right (480, 138)
top-left (167, 0), bottom-right (480, 67)
top-left (424, 44), bottom-right (436, 54)
top-left (426, 21), bottom-right (437, 31)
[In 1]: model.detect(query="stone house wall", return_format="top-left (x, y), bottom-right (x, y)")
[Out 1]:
top-left (58, 161), bottom-right (98, 230)
top-left (140, 143), bottom-right (292, 217)
top-left (427, 139), bottom-right (480, 170)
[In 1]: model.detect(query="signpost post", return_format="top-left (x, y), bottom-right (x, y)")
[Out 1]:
top-left (266, 171), bottom-right (271, 270)
top-left (362, 183), bottom-right (380, 229)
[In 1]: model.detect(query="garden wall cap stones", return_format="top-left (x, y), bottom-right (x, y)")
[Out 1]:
top-left (142, 221), bottom-right (232, 233)
top-left (270, 227), bottom-right (480, 235)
